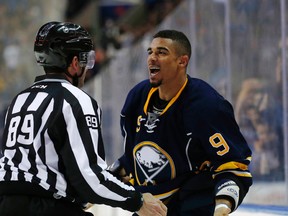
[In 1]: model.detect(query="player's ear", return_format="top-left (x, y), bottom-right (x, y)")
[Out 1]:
top-left (179, 55), bottom-right (189, 68)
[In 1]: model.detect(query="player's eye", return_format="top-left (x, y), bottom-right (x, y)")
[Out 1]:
top-left (158, 49), bottom-right (168, 55)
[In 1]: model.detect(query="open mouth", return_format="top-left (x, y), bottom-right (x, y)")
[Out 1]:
top-left (149, 66), bottom-right (160, 76)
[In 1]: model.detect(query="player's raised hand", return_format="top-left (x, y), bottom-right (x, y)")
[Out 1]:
top-left (137, 193), bottom-right (167, 216)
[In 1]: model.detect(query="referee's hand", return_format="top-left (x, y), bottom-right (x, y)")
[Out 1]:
top-left (137, 193), bottom-right (167, 216)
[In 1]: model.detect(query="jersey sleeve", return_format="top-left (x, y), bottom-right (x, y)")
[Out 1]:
top-left (185, 93), bottom-right (252, 209)
top-left (54, 91), bottom-right (142, 212)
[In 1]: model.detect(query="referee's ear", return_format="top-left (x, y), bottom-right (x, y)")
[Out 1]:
top-left (67, 56), bottom-right (80, 76)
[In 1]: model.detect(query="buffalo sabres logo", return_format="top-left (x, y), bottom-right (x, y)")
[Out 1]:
top-left (136, 113), bottom-right (159, 133)
top-left (144, 112), bottom-right (159, 133)
top-left (133, 141), bottom-right (175, 186)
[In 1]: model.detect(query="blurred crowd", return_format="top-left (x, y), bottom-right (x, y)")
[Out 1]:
top-left (0, 0), bottom-right (183, 96)
top-left (82, 0), bottom-right (183, 80)
top-left (235, 78), bottom-right (283, 180)
top-left (0, 0), bottom-right (183, 155)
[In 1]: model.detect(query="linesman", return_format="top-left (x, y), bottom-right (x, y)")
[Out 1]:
top-left (0, 21), bottom-right (167, 216)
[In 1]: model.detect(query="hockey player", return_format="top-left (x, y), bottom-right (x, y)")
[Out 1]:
top-left (0, 22), bottom-right (166, 216)
top-left (110, 30), bottom-right (253, 215)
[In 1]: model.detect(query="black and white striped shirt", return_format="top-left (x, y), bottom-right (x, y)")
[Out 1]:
top-left (0, 74), bottom-right (142, 212)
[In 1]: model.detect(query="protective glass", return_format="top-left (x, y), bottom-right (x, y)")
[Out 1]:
top-left (79, 50), bottom-right (95, 69)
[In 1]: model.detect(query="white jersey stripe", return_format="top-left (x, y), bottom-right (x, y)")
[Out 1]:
top-left (12, 93), bottom-right (29, 114)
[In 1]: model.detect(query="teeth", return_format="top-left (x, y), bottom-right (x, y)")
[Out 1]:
top-left (150, 66), bottom-right (160, 70)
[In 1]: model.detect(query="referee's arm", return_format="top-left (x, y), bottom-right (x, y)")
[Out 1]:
top-left (58, 97), bottom-right (142, 212)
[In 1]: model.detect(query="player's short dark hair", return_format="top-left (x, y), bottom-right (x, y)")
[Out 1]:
top-left (153, 30), bottom-right (191, 59)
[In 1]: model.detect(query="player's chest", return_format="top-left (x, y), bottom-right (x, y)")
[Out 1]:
top-left (135, 108), bottom-right (182, 134)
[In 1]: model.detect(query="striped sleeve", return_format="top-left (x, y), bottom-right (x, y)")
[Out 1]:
top-left (59, 83), bottom-right (142, 211)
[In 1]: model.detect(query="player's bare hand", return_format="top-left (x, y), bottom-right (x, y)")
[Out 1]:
top-left (214, 203), bottom-right (231, 216)
top-left (137, 193), bottom-right (167, 216)
top-left (121, 175), bottom-right (131, 183)
top-left (117, 168), bottom-right (131, 183)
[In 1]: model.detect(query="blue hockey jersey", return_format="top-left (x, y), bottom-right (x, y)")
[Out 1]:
top-left (119, 75), bottom-right (252, 207)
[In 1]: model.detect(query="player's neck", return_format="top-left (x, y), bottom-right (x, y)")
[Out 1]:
top-left (158, 75), bottom-right (187, 101)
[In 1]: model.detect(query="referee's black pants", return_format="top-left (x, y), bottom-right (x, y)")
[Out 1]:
top-left (0, 195), bottom-right (93, 216)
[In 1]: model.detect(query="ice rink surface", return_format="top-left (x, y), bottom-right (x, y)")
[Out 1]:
top-left (86, 204), bottom-right (288, 216)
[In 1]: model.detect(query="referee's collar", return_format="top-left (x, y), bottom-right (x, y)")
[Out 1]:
top-left (34, 73), bottom-right (69, 83)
